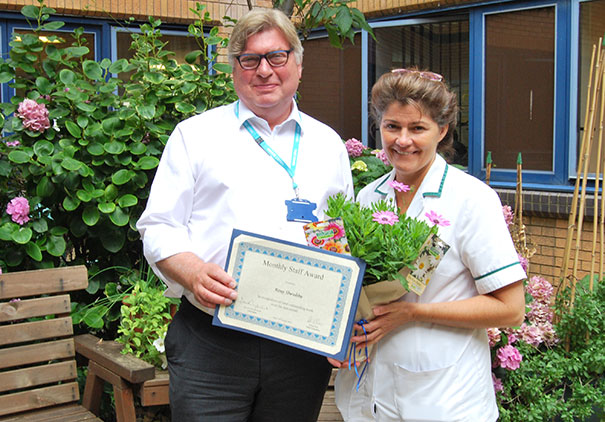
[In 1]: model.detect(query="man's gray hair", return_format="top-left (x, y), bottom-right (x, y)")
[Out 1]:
top-left (227, 8), bottom-right (303, 68)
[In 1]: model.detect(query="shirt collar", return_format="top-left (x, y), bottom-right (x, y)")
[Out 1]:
top-left (234, 99), bottom-right (302, 133)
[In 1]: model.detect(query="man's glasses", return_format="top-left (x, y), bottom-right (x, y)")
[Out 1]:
top-left (391, 68), bottom-right (444, 82)
top-left (236, 49), bottom-right (292, 70)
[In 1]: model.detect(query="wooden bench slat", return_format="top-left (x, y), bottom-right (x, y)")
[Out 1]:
top-left (0, 339), bottom-right (75, 370)
top-left (75, 334), bottom-right (155, 384)
top-left (138, 370), bottom-right (169, 406)
top-left (0, 361), bottom-right (77, 393)
top-left (0, 404), bottom-right (101, 422)
top-left (0, 382), bottom-right (80, 417)
top-left (0, 317), bottom-right (73, 346)
top-left (0, 295), bottom-right (71, 323)
top-left (0, 266), bottom-right (88, 299)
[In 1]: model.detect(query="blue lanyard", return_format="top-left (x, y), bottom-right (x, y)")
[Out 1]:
top-left (236, 101), bottom-right (301, 198)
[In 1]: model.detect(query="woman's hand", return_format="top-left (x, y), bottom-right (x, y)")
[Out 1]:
top-left (350, 301), bottom-right (416, 349)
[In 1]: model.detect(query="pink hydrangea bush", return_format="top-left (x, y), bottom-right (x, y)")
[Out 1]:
top-left (16, 99), bottom-right (51, 133)
top-left (345, 138), bottom-right (367, 157)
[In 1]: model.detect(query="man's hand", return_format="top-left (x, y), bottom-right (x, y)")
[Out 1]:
top-left (157, 252), bottom-right (237, 308)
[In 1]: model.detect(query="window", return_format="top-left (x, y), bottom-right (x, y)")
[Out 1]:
top-left (365, 18), bottom-right (470, 167)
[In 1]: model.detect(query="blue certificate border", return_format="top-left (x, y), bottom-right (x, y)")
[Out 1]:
top-left (212, 229), bottom-right (366, 360)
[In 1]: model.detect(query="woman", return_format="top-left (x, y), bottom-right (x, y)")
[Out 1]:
top-left (333, 69), bottom-right (526, 421)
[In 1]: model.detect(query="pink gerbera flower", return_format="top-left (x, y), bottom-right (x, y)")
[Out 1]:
top-left (372, 210), bottom-right (399, 226)
top-left (388, 180), bottom-right (411, 193)
top-left (326, 222), bottom-right (345, 240)
top-left (425, 210), bottom-right (450, 227)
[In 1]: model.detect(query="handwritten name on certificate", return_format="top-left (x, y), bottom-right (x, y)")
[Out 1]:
top-left (213, 229), bottom-right (365, 360)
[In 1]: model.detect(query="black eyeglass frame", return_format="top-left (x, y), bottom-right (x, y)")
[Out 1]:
top-left (235, 49), bottom-right (293, 70)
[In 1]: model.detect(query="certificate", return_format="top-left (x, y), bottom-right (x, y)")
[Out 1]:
top-left (212, 229), bottom-right (365, 360)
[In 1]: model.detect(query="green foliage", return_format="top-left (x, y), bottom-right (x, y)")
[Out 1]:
top-left (326, 193), bottom-right (437, 286)
top-left (0, 1), bottom-right (236, 330)
top-left (349, 150), bottom-right (391, 197)
top-left (274, 0), bottom-right (375, 48)
top-left (497, 276), bottom-right (605, 421)
top-left (116, 270), bottom-right (179, 369)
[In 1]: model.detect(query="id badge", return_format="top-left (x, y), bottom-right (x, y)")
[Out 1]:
top-left (285, 198), bottom-right (318, 223)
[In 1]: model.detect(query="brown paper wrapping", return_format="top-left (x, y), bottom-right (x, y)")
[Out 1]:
top-left (345, 272), bottom-right (409, 363)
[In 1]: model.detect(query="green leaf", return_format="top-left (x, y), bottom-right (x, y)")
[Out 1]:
top-left (175, 102), bottom-right (196, 114)
top-left (129, 143), bottom-right (146, 155)
top-left (212, 63), bottom-right (232, 74)
top-left (110, 207), bottom-right (129, 226)
top-left (143, 72), bottom-right (166, 84)
top-left (31, 218), bottom-right (48, 233)
top-left (0, 71), bottom-right (14, 83)
top-left (50, 226), bottom-right (68, 236)
top-left (76, 102), bottom-right (96, 113)
top-left (41, 21), bottom-right (65, 31)
top-left (137, 104), bottom-right (156, 120)
top-left (37, 176), bottom-right (55, 197)
top-left (101, 116), bottom-right (121, 134)
top-left (65, 46), bottom-right (89, 57)
top-left (25, 242), bottom-right (43, 261)
top-left (100, 228), bottom-right (124, 253)
top-left (82, 206), bottom-right (100, 226)
top-left (117, 194), bottom-right (138, 208)
top-left (112, 169), bottom-right (133, 185)
top-left (83, 60), bottom-right (103, 80)
top-left (76, 190), bottom-right (92, 202)
top-left (77, 115), bottom-right (89, 128)
top-left (87, 142), bottom-right (104, 156)
top-left (35, 76), bottom-right (52, 94)
top-left (104, 184), bottom-right (119, 201)
top-left (98, 202), bottom-right (116, 214)
top-left (8, 150), bottom-right (31, 164)
top-left (12, 227), bottom-right (33, 244)
top-left (63, 196), bottom-right (81, 211)
top-left (46, 235), bottom-right (66, 256)
top-left (108, 58), bottom-right (129, 74)
top-left (104, 141), bottom-right (125, 155)
top-left (21, 5), bottom-right (39, 19)
top-left (185, 50), bottom-right (204, 64)
top-left (33, 139), bottom-right (54, 156)
top-left (86, 279), bottom-right (100, 294)
top-left (65, 120), bottom-right (82, 137)
top-left (136, 156), bottom-right (159, 170)
top-left (61, 157), bottom-right (82, 171)
top-left (83, 309), bottom-right (104, 329)
top-left (59, 69), bottom-right (76, 85)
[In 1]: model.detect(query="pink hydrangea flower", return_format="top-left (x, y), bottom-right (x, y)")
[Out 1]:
top-left (6, 196), bottom-right (30, 225)
top-left (492, 373), bottom-right (503, 393)
top-left (487, 327), bottom-right (502, 348)
top-left (345, 138), bottom-right (366, 157)
top-left (537, 321), bottom-right (558, 346)
top-left (5, 140), bottom-right (20, 147)
top-left (518, 253), bottom-right (528, 273)
top-left (526, 275), bottom-right (553, 303)
top-left (388, 180), bottom-right (410, 193)
top-left (497, 345), bottom-right (522, 370)
top-left (372, 210), bottom-right (399, 226)
top-left (425, 210), bottom-right (451, 227)
top-left (17, 99), bottom-right (51, 132)
top-left (502, 205), bottom-right (513, 226)
top-left (372, 149), bottom-right (390, 165)
top-left (526, 301), bottom-right (554, 325)
top-left (518, 323), bottom-right (542, 347)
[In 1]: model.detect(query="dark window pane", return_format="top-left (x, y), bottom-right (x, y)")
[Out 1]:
top-left (484, 7), bottom-right (555, 171)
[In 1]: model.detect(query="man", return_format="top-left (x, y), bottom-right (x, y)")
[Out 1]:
top-left (137, 8), bottom-right (353, 421)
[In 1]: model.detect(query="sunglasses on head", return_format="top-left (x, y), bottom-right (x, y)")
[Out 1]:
top-left (391, 68), bottom-right (444, 82)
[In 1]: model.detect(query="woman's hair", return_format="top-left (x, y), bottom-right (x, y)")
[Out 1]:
top-left (227, 8), bottom-right (303, 67)
top-left (370, 68), bottom-right (459, 159)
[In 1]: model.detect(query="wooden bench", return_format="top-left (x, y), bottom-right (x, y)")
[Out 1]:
top-left (75, 333), bottom-right (343, 421)
top-left (0, 265), bottom-right (102, 422)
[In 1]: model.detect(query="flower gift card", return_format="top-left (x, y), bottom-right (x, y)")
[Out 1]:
top-left (303, 218), bottom-right (351, 255)
top-left (405, 234), bottom-right (450, 296)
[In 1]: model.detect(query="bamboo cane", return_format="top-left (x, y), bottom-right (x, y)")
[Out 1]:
top-left (485, 151), bottom-right (492, 186)
top-left (589, 56), bottom-right (605, 290)
top-left (595, 59), bottom-right (605, 288)
top-left (560, 43), bottom-right (599, 285)
top-left (570, 48), bottom-right (604, 308)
